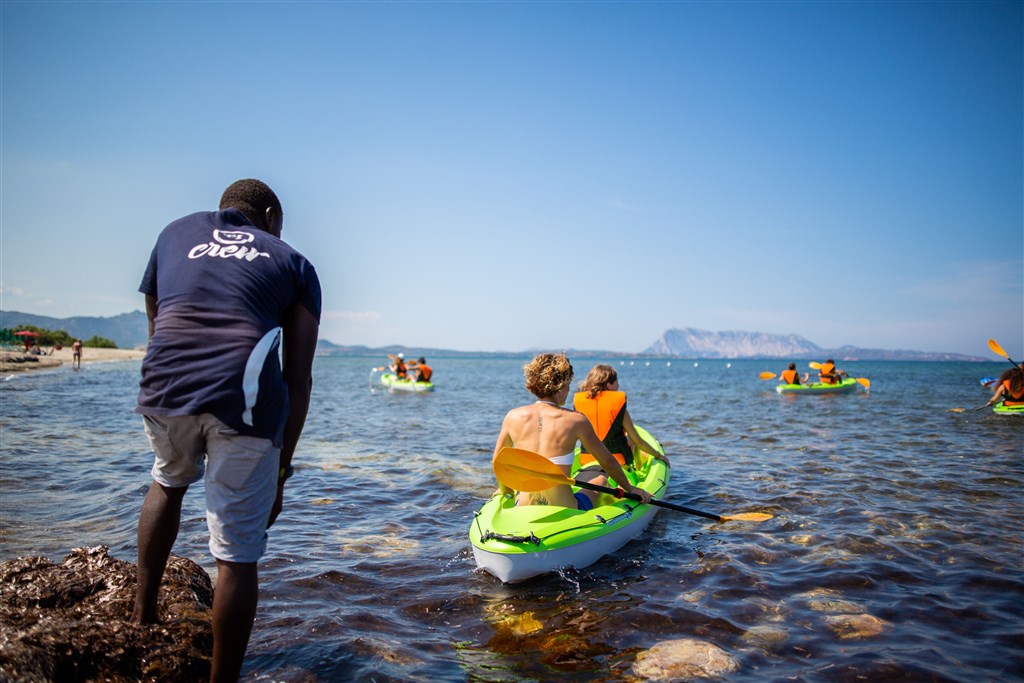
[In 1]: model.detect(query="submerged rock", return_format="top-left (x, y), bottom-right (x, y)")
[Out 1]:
top-left (739, 624), bottom-right (788, 649)
top-left (632, 637), bottom-right (739, 681)
top-left (824, 613), bottom-right (891, 639)
top-left (0, 546), bottom-right (213, 682)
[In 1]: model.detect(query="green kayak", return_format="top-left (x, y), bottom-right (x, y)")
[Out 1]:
top-left (993, 402), bottom-right (1024, 416)
top-left (469, 425), bottom-right (668, 583)
top-left (777, 378), bottom-right (860, 394)
top-left (379, 372), bottom-right (434, 392)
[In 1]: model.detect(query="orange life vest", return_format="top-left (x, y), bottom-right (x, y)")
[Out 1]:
top-left (820, 362), bottom-right (837, 385)
top-left (395, 360), bottom-right (407, 378)
top-left (782, 369), bottom-right (798, 384)
top-left (417, 364), bottom-right (433, 382)
top-left (1002, 379), bottom-right (1024, 406)
top-left (573, 390), bottom-right (630, 466)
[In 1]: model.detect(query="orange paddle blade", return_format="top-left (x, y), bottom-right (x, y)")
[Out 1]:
top-left (721, 512), bottom-right (774, 522)
top-left (493, 447), bottom-right (571, 492)
top-left (988, 338), bottom-right (1008, 359)
top-left (808, 361), bottom-right (822, 370)
top-left (856, 377), bottom-right (871, 388)
top-left (759, 372), bottom-right (776, 380)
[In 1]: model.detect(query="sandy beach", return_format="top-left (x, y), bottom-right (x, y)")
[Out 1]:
top-left (0, 346), bottom-right (145, 373)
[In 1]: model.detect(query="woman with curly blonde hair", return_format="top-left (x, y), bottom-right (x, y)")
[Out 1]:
top-left (492, 352), bottom-right (650, 510)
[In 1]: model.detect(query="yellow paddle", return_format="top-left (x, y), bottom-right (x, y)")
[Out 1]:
top-left (807, 362), bottom-right (870, 388)
top-left (493, 448), bottom-right (772, 523)
top-left (988, 339), bottom-right (1020, 369)
top-left (759, 372), bottom-right (777, 380)
top-left (949, 405), bottom-right (989, 413)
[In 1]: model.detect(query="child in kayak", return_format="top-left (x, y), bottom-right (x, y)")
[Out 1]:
top-left (818, 359), bottom-right (848, 385)
top-left (389, 353), bottom-right (408, 379)
top-left (493, 352), bottom-right (650, 510)
top-left (780, 362), bottom-right (808, 386)
top-left (985, 365), bottom-right (1024, 407)
top-left (573, 364), bottom-right (670, 490)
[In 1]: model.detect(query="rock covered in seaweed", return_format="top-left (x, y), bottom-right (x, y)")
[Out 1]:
top-left (0, 546), bottom-right (213, 682)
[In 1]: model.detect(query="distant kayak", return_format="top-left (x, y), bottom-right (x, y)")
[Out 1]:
top-left (776, 378), bottom-right (860, 394)
top-left (380, 372), bottom-right (434, 392)
top-left (992, 403), bottom-right (1024, 417)
top-left (980, 377), bottom-right (997, 388)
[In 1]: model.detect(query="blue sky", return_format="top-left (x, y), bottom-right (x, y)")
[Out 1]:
top-left (2, 1), bottom-right (1021, 358)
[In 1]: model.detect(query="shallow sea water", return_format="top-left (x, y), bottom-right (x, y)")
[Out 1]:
top-left (1, 356), bottom-right (1022, 682)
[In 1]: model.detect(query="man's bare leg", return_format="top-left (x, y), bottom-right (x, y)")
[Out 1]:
top-left (132, 481), bottom-right (188, 624)
top-left (210, 559), bottom-right (258, 683)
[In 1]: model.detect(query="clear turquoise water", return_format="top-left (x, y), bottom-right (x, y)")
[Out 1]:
top-left (1, 356), bottom-right (1021, 682)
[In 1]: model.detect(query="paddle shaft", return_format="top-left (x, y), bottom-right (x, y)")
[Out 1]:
top-left (951, 405), bottom-right (990, 413)
top-left (572, 479), bottom-right (724, 521)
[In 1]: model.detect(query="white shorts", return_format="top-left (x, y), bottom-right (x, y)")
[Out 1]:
top-left (142, 414), bottom-right (280, 563)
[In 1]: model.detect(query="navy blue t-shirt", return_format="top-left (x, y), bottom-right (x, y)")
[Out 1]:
top-left (137, 208), bottom-right (321, 441)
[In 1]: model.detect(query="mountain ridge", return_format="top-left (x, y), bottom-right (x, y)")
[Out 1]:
top-left (0, 311), bottom-right (988, 361)
top-left (642, 327), bottom-right (986, 362)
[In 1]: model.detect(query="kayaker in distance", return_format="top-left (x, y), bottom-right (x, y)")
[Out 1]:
top-left (389, 353), bottom-right (408, 379)
top-left (573, 364), bottom-right (670, 495)
top-left (409, 357), bottom-right (432, 383)
top-left (780, 362), bottom-right (808, 386)
top-left (493, 352), bottom-right (651, 510)
top-left (985, 365), bottom-right (1024, 407)
top-left (818, 359), bottom-right (848, 385)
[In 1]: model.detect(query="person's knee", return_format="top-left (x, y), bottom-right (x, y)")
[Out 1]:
top-left (149, 480), bottom-right (188, 502)
top-left (215, 559), bottom-right (258, 582)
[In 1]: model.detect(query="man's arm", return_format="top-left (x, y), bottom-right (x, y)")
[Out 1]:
top-left (144, 294), bottom-right (158, 340)
top-left (268, 303), bottom-right (319, 528)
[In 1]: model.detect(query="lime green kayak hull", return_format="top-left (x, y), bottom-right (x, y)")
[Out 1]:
top-left (469, 425), bottom-right (669, 583)
top-left (993, 403), bottom-right (1024, 416)
top-left (776, 378), bottom-right (859, 394)
top-left (380, 373), bottom-right (434, 392)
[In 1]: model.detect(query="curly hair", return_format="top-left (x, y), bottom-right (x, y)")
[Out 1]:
top-left (578, 364), bottom-right (618, 399)
top-left (219, 179), bottom-right (282, 226)
top-left (523, 352), bottom-right (574, 399)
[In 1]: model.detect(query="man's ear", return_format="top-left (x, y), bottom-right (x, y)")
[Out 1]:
top-left (264, 206), bottom-right (282, 237)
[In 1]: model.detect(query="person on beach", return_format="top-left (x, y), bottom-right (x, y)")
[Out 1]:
top-left (493, 352), bottom-right (651, 510)
top-left (573, 364), bottom-right (669, 490)
top-left (818, 359), bottom-right (847, 385)
top-left (72, 339), bottom-right (82, 369)
top-left (985, 365), bottom-right (1024, 407)
top-left (779, 362), bottom-right (807, 386)
top-left (132, 179), bottom-right (321, 683)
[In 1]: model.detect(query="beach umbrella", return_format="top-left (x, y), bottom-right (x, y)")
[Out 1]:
top-left (13, 330), bottom-right (41, 349)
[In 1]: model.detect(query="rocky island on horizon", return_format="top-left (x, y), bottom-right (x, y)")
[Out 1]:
top-left (0, 311), bottom-right (990, 362)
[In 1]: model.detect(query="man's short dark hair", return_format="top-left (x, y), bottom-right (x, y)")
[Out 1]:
top-left (219, 179), bottom-right (283, 225)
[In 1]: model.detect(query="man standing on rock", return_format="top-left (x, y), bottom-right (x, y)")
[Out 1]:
top-left (132, 179), bottom-right (321, 682)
